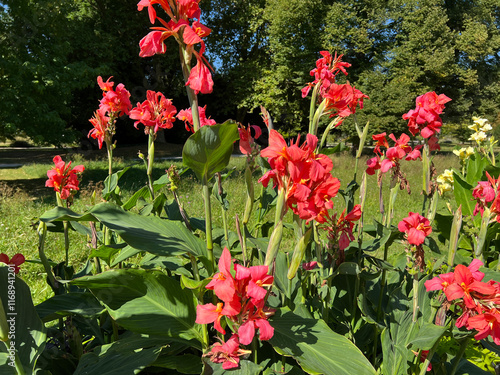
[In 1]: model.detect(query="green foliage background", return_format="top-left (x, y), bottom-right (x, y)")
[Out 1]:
top-left (1, 0), bottom-right (499, 144)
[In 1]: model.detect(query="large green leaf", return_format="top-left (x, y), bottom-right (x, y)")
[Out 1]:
top-left (182, 121), bottom-right (239, 181)
top-left (269, 307), bottom-right (376, 375)
top-left (74, 335), bottom-right (162, 375)
top-left (153, 353), bottom-right (202, 374)
top-left (453, 172), bottom-right (474, 216)
top-left (71, 269), bottom-right (203, 346)
top-left (465, 153), bottom-right (488, 186)
top-left (0, 265), bottom-right (46, 374)
top-left (36, 292), bottom-right (105, 322)
top-left (40, 203), bottom-right (211, 272)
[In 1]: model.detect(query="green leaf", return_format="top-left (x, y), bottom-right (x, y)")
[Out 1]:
top-left (269, 307), bottom-right (376, 375)
top-left (122, 186), bottom-right (150, 211)
top-left (0, 265), bottom-right (46, 374)
top-left (89, 244), bottom-right (124, 266)
top-left (152, 353), bottom-right (202, 374)
top-left (71, 269), bottom-right (203, 346)
top-left (410, 322), bottom-right (446, 350)
top-left (453, 172), bottom-right (474, 216)
top-left (36, 292), bottom-right (105, 322)
top-left (182, 121), bottom-right (239, 182)
top-left (210, 359), bottom-right (264, 375)
top-left (74, 340), bottom-right (161, 375)
top-left (465, 153), bottom-right (488, 186)
top-left (103, 167), bottom-right (130, 200)
top-left (40, 203), bottom-right (211, 273)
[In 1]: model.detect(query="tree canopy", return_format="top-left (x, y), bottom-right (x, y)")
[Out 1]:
top-left (1, 0), bottom-right (499, 145)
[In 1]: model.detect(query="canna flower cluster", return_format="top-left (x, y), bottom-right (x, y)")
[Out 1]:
top-left (196, 248), bottom-right (274, 370)
top-left (238, 124), bottom-right (262, 156)
top-left (301, 51), bottom-right (351, 99)
top-left (453, 146), bottom-right (474, 163)
top-left (258, 129), bottom-right (341, 223)
top-left (322, 204), bottom-right (362, 264)
top-left (425, 260), bottom-right (500, 345)
top-left (323, 82), bottom-right (369, 120)
top-left (129, 90), bottom-right (177, 134)
top-left (366, 132), bottom-right (422, 192)
top-left (0, 253), bottom-right (25, 274)
top-left (88, 76), bottom-right (132, 149)
top-left (402, 91), bottom-right (451, 139)
top-left (472, 172), bottom-right (500, 220)
top-left (398, 212), bottom-right (432, 272)
top-left (45, 155), bottom-right (85, 201)
top-left (137, 0), bottom-right (213, 95)
top-left (302, 51), bottom-right (368, 123)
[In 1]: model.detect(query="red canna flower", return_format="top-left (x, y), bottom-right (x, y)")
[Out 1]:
top-left (176, 105), bottom-right (216, 133)
top-left (45, 156), bottom-right (85, 200)
top-left (139, 30), bottom-right (168, 57)
top-left (444, 264), bottom-right (496, 309)
top-left (204, 335), bottom-right (250, 370)
top-left (323, 82), bottom-right (369, 119)
top-left (425, 272), bottom-right (455, 292)
top-left (467, 312), bottom-right (500, 345)
top-left (472, 180), bottom-right (496, 216)
top-left (238, 306), bottom-right (275, 345)
top-left (186, 55), bottom-right (214, 95)
top-left (259, 130), bottom-right (340, 222)
top-left (205, 247), bottom-right (237, 302)
top-left (397, 212), bottom-right (432, 246)
top-left (372, 132), bottom-right (388, 156)
top-left (302, 51), bottom-right (351, 99)
top-left (238, 124), bottom-right (262, 155)
top-left (97, 76), bottom-right (132, 117)
top-left (322, 204), bottom-right (362, 254)
top-left (129, 90), bottom-right (177, 134)
top-left (0, 253), bottom-right (25, 274)
top-left (366, 156), bottom-right (381, 175)
top-left (195, 301), bottom-right (240, 334)
top-left (88, 108), bottom-right (110, 149)
top-left (428, 135), bottom-right (440, 151)
top-left (196, 248), bottom-right (275, 369)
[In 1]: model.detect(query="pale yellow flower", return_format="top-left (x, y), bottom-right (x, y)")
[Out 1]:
top-left (438, 182), bottom-right (453, 195)
top-left (453, 147), bottom-right (474, 161)
top-left (472, 116), bottom-right (489, 128)
top-left (469, 131), bottom-right (487, 143)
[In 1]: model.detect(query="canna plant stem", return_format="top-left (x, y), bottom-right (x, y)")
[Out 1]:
top-left (179, 44), bottom-right (201, 132)
top-left (202, 179), bottom-right (214, 270)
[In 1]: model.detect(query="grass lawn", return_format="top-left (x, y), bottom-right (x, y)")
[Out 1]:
top-left (0, 150), bottom-right (460, 304)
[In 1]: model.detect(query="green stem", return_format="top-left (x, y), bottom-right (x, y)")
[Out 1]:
top-left (106, 140), bottom-right (113, 176)
top-left (37, 222), bottom-right (58, 290)
top-left (56, 193), bottom-right (70, 266)
top-left (308, 83), bottom-right (320, 135)
top-left (202, 179), bottom-right (214, 269)
top-left (147, 132), bottom-right (156, 202)
top-left (412, 271), bottom-right (419, 322)
top-left (418, 333), bottom-right (443, 375)
top-left (449, 338), bottom-right (470, 375)
top-left (190, 254), bottom-right (200, 282)
top-left (179, 45), bottom-right (201, 132)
